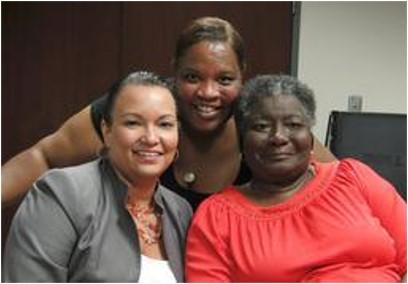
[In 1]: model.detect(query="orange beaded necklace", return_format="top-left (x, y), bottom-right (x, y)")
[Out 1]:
top-left (126, 199), bottom-right (162, 245)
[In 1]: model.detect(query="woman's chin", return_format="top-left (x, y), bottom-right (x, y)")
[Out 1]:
top-left (182, 115), bottom-right (231, 136)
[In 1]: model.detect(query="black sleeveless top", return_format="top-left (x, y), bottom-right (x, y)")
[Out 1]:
top-left (90, 95), bottom-right (252, 210)
top-left (160, 159), bottom-right (252, 210)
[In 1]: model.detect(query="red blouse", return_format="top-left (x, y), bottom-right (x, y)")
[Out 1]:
top-left (186, 159), bottom-right (406, 282)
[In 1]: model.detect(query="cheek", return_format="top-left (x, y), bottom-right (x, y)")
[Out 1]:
top-left (176, 83), bottom-right (195, 102)
top-left (165, 132), bottom-right (179, 150)
top-left (222, 85), bottom-right (241, 103)
top-left (293, 132), bottom-right (313, 152)
top-left (242, 133), bottom-right (263, 156)
top-left (111, 128), bottom-right (136, 148)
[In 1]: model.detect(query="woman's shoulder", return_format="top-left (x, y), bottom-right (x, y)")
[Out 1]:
top-left (39, 159), bottom-right (102, 191)
top-left (193, 186), bottom-right (239, 216)
top-left (35, 159), bottom-right (104, 211)
top-left (337, 157), bottom-right (369, 169)
top-left (158, 184), bottom-right (193, 217)
top-left (27, 159), bottom-right (104, 231)
top-left (189, 187), bottom-right (244, 240)
top-left (313, 158), bottom-right (370, 179)
top-left (320, 158), bottom-right (377, 182)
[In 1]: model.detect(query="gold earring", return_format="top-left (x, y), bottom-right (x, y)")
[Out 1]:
top-left (98, 146), bottom-right (109, 157)
top-left (173, 150), bottom-right (179, 161)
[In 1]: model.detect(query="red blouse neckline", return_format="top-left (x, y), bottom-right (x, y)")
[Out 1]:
top-left (221, 161), bottom-right (339, 219)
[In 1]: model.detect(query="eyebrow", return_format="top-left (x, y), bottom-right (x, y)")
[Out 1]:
top-left (250, 113), bottom-right (306, 120)
top-left (120, 113), bottom-right (177, 120)
top-left (180, 66), bottom-right (238, 75)
top-left (159, 114), bottom-right (178, 120)
top-left (179, 67), bottom-right (197, 72)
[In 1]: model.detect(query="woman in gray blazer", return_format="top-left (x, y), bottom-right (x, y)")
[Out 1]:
top-left (3, 71), bottom-right (192, 282)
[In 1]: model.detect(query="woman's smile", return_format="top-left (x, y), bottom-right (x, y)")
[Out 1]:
top-left (192, 102), bottom-right (222, 119)
top-left (132, 149), bottom-right (163, 164)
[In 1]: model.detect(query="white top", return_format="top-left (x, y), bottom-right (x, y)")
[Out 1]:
top-left (138, 254), bottom-right (177, 283)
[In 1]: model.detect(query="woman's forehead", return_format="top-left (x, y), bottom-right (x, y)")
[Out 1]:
top-left (247, 95), bottom-right (307, 117)
top-left (179, 41), bottom-right (240, 71)
top-left (114, 85), bottom-right (175, 112)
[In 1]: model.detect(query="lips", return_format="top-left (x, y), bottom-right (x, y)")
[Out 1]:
top-left (132, 150), bottom-right (163, 162)
top-left (134, 151), bottom-right (161, 156)
top-left (263, 152), bottom-right (293, 160)
top-left (193, 103), bottom-right (222, 119)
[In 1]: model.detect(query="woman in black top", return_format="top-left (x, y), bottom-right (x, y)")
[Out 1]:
top-left (89, 17), bottom-right (252, 209)
top-left (2, 17), bottom-right (335, 210)
top-left (93, 92), bottom-right (251, 210)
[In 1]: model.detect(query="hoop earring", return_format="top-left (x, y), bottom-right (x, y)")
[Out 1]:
top-left (310, 132), bottom-right (315, 157)
top-left (310, 133), bottom-right (315, 149)
top-left (98, 146), bottom-right (109, 157)
top-left (173, 150), bottom-right (179, 161)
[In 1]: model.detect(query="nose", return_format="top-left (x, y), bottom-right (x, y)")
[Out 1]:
top-left (141, 126), bottom-right (160, 145)
top-left (268, 124), bottom-right (289, 146)
top-left (197, 80), bottom-right (219, 100)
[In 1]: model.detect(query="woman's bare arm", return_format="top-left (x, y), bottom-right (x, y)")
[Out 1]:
top-left (313, 136), bottom-right (337, 162)
top-left (2, 106), bottom-right (103, 208)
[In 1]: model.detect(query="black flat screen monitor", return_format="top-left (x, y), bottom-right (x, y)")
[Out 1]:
top-left (325, 111), bottom-right (406, 200)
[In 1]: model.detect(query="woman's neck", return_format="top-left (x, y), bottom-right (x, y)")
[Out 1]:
top-left (180, 118), bottom-right (238, 152)
top-left (243, 166), bottom-right (314, 206)
top-left (112, 165), bottom-right (157, 206)
top-left (174, 118), bottom-right (242, 193)
top-left (126, 185), bottom-right (156, 207)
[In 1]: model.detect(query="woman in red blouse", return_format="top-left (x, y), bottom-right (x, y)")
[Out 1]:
top-left (185, 74), bottom-right (406, 282)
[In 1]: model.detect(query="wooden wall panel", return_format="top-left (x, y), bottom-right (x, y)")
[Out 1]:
top-left (2, 2), bottom-right (122, 163)
top-left (2, 1), bottom-right (293, 252)
top-left (121, 2), bottom-right (293, 80)
top-left (2, 1), bottom-right (293, 165)
top-left (2, 2), bottom-right (122, 251)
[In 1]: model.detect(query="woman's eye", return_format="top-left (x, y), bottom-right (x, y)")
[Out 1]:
top-left (286, 121), bottom-right (304, 129)
top-left (124, 120), bottom-right (140, 127)
top-left (252, 123), bottom-right (270, 132)
top-left (184, 73), bottom-right (199, 83)
top-left (159, 121), bottom-right (176, 129)
top-left (218, 76), bottom-right (234, 86)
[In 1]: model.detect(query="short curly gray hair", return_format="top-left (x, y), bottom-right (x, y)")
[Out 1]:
top-left (234, 74), bottom-right (316, 139)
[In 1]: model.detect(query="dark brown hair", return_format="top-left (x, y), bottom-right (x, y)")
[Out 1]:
top-left (173, 17), bottom-right (246, 72)
top-left (103, 71), bottom-right (172, 125)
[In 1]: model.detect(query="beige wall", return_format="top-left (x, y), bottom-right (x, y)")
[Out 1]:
top-left (298, 1), bottom-right (407, 141)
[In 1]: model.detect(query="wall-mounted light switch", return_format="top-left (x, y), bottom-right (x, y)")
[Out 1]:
top-left (348, 95), bottom-right (363, 112)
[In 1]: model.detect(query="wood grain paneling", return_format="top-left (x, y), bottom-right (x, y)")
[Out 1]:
top-left (121, 2), bottom-right (293, 80)
top-left (2, 2), bottom-right (122, 162)
top-left (2, 1), bottom-right (293, 253)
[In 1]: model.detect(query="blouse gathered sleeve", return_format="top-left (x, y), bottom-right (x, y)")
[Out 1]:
top-left (2, 178), bottom-right (78, 282)
top-left (347, 159), bottom-right (407, 275)
top-left (185, 200), bottom-right (232, 282)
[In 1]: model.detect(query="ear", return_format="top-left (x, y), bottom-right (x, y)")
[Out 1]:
top-left (101, 119), bottom-right (112, 148)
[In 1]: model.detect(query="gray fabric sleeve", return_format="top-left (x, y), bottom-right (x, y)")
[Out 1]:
top-left (2, 180), bottom-right (77, 282)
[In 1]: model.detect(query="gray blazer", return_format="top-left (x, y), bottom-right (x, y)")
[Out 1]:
top-left (2, 157), bottom-right (192, 282)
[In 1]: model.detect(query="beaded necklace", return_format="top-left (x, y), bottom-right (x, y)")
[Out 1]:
top-left (126, 200), bottom-right (162, 245)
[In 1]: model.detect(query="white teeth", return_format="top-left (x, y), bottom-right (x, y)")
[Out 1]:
top-left (135, 151), bottom-right (160, 156)
top-left (195, 104), bottom-right (218, 113)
